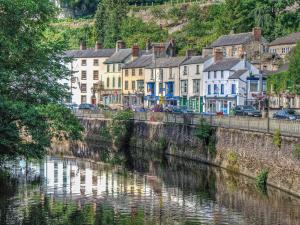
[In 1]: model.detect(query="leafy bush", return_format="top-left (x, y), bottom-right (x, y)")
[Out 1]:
top-left (273, 129), bottom-right (282, 148)
top-left (256, 169), bottom-right (269, 191)
top-left (195, 119), bottom-right (211, 141)
top-left (294, 144), bottom-right (300, 160)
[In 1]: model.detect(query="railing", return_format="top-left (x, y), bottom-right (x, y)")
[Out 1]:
top-left (75, 110), bottom-right (300, 137)
top-left (133, 112), bottom-right (300, 137)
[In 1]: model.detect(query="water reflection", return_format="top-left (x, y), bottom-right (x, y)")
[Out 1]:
top-left (1, 149), bottom-right (300, 225)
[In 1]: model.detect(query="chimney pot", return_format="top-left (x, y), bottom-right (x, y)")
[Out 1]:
top-left (80, 41), bottom-right (86, 50)
top-left (252, 27), bottom-right (262, 42)
top-left (95, 41), bottom-right (102, 50)
top-left (132, 44), bottom-right (140, 58)
top-left (214, 48), bottom-right (223, 62)
top-left (116, 40), bottom-right (126, 51)
top-left (186, 49), bottom-right (196, 58)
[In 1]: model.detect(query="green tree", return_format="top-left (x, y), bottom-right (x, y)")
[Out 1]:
top-left (60, 0), bottom-right (100, 16)
top-left (0, 0), bottom-right (83, 160)
top-left (288, 41), bottom-right (300, 94)
top-left (95, 0), bottom-right (128, 48)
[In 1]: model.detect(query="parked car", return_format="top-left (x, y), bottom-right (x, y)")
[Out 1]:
top-left (78, 103), bottom-right (98, 111)
top-left (273, 109), bottom-right (300, 120)
top-left (166, 106), bottom-right (193, 114)
top-left (233, 105), bottom-right (262, 117)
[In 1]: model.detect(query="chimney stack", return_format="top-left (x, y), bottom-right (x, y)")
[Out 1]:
top-left (132, 44), bottom-right (140, 58)
top-left (80, 41), bottom-right (86, 50)
top-left (95, 41), bottom-right (102, 50)
top-left (214, 48), bottom-right (223, 62)
top-left (116, 40), bottom-right (126, 52)
top-left (185, 49), bottom-right (196, 59)
top-left (252, 27), bottom-right (262, 42)
top-left (146, 39), bottom-right (151, 52)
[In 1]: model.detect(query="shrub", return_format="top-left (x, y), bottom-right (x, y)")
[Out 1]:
top-left (195, 119), bottom-right (211, 141)
top-left (226, 151), bottom-right (239, 172)
top-left (256, 169), bottom-right (269, 190)
top-left (158, 137), bottom-right (168, 152)
top-left (273, 129), bottom-right (282, 148)
top-left (294, 144), bottom-right (300, 159)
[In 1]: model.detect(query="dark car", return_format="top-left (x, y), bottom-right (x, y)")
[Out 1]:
top-left (78, 103), bottom-right (98, 111)
top-left (233, 105), bottom-right (261, 117)
top-left (273, 109), bottom-right (300, 120)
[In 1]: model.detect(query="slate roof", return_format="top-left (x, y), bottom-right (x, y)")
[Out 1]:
top-left (182, 56), bottom-right (212, 65)
top-left (65, 49), bottom-right (115, 58)
top-left (123, 55), bottom-right (153, 69)
top-left (228, 70), bottom-right (248, 79)
top-left (104, 49), bottom-right (132, 64)
top-left (146, 57), bottom-right (186, 68)
top-left (210, 32), bottom-right (253, 47)
top-left (269, 32), bottom-right (300, 46)
top-left (204, 58), bottom-right (241, 72)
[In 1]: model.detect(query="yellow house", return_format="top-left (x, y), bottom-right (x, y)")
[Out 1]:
top-left (122, 54), bottom-right (153, 107)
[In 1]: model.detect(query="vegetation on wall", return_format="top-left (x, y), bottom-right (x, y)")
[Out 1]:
top-left (195, 119), bottom-right (216, 156)
top-left (273, 129), bottom-right (282, 148)
top-left (256, 169), bottom-right (269, 192)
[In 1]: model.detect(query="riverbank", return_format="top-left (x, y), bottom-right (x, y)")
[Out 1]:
top-left (65, 117), bottom-right (300, 197)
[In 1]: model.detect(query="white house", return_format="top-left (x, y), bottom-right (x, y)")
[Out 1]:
top-left (63, 42), bottom-right (114, 105)
top-left (179, 54), bottom-right (213, 112)
top-left (203, 49), bottom-right (259, 114)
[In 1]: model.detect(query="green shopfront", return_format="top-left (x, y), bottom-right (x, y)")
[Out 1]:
top-left (179, 96), bottom-right (204, 113)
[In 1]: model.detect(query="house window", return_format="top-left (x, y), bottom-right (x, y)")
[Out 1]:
top-left (232, 47), bottom-right (237, 56)
top-left (81, 83), bottom-right (87, 93)
top-left (118, 77), bottom-right (121, 88)
top-left (208, 85), bottom-right (211, 95)
top-left (151, 69), bottom-right (154, 80)
top-left (81, 95), bottom-right (87, 103)
top-left (214, 84), bottom-right (218, 94)
top-left (132, 69), bottom-right (135, 76)
top-left (214, 71), bottom-right (217, 79)
top-left (193, 79), bottom-right (200, 94)
top-left (125, 69), bottom-right (129, 76)
top-left (125, 81), bottom-right (128, 90)
top-left (93, 59), bottom-right (99, 66)
top-left (183, 66), bottom-right (187, 75)
top-left (71, 77), bottom-right (76, 83)
top-left (250, 81), bottom-right (258, 92)
top-left (81, 59), bottom-right (87, 66)
top-left (159, 82), bottom-right (163, 93)
top-left (112, 77), bottom-right (115, 88)
top-left (137, 80), bottom-right (144, 92)
top-left (159, 68), bottom-right (163, 80)
top-left (208, 72), bottom-right (211, 79)
top-left (118, 64), bottom-right (121, 71)
top-left (93, 71), bottom-right (99, 80)
top-left (107, 77), bottom-right (109, 88)
top-left (231, 84), bottom-right (236, 94)
top-left (196, 65), bottom-right (200, 74)
top-left (107, 64), bottom-right (110, 72)
top-left (132, 81), bottom-right (136, 90)
top-left (222, 47), bottom-right (226, 56)
top-left (169, 68), bottom-right (173, 79)
top-left (221, 71), bottom-right (224, 79)
top-left (113, 64), bottom-right (115, 72)
top-left (181, 80), bottom-right (188, 94)
top-left (139, 69), bottom-right (143, 76)
top-left (81, 71), bottom-right (87, 80)
top-left (221, 84), bottom-right (224, 94)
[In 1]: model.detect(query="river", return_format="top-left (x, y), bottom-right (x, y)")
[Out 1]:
top-left (1, 147), bottom-right (300, 225)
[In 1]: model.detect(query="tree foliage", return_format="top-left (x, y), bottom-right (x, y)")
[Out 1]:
top-left (95, 0), bottom-right (128, 48)
top-left (0, 0), bottom-right (83, 160)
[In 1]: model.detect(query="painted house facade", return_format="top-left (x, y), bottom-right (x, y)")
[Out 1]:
top-left (179, 55), bottom-right (214, 112)
top-left (63, 42), bottom-right (114, 105)
top-left (144, 56), bottom-right (185, 107)
top-left (103, 41), bottom-right (132, 107)
top-left (122, 53), bottom-right (152, 107)
top-left (203, 50), bottom-right (259, 114)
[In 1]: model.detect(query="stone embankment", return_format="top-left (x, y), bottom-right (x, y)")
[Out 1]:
top-left (74, 118), bottom-right (300, 197)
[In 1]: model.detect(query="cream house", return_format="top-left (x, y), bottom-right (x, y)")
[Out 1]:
top-left (63, 42), bottom-right (114, 105)
top-left (102, 41), bottom-right (132, 107)
top-left (179, 55), bottom-right (213, 112)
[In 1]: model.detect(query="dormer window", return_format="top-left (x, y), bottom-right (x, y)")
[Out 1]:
top-left (196, 65), bottom-right (200, 74)
top-left (183, 66), bottom-right (187, 75)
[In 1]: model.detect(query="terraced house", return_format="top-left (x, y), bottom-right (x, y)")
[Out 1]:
top-left (122, 50), bottom-right (152, 107)
top-left (103, 41), bottom-right (132, 107)
top-left (63, 42), bottom-right (114, 105)
top-left (203, 49), bottom-right (259, 114)
top-left (179, 53), bottom-right (213, 112)
top-left (144, 56), bottom-right (185, 107)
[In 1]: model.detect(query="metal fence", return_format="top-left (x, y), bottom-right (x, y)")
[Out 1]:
top-left (133, 112), bottom-right (300, 137)
top-left (75, 110), bottom-right (300, 137)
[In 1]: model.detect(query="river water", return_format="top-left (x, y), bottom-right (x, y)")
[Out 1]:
top-left (1, 147), bottom-right (300, 225)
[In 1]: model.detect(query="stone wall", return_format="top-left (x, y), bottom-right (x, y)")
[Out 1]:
top-left (75, 118), bottom-right (300, 196)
